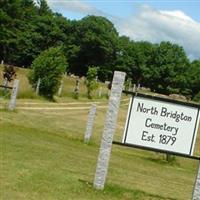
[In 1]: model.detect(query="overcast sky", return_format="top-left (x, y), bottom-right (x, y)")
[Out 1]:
top-left (45, 0), bottom-right (200, 60)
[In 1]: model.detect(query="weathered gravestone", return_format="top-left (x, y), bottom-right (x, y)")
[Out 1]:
top-left (93, 71), bottom-right (125, 190)
top-left (98, 87), bottom-right (102, 98)
top-left (8, 79), bottom-right (19, 110)
top-left (36, 78), bottom-right (41, 95)
top-left (58, 80), bottom-right (63, 97)
top-left (84, 104), bottom-right (97, 144)
top-left (74, 78), bottom-right (80, 98)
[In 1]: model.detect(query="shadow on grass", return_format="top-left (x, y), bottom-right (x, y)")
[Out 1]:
top-left (146, 154), bottom-right (180, 167)
top-left (78, 179), bottom-right (177, 200)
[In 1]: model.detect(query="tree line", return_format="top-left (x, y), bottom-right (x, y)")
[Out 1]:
top-left (0, 0), bottom-right (199, 100)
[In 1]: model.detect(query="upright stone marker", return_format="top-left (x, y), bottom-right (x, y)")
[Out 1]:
top-left (84, 104), bottom-right (97, 144)
top-left (137, 83), bottom-right (140, 91)
top-left (128, 81), bottom-right (132, 91)
top-left (36, 78), bottom-right (41, 95)
top-left (73, 78), bottom-right (80, 99)
top-left (98, 87), bottom-right (102, 98)
top-left (93, 71), bottom-right (125, 190)
top-left (3, 78), bottom-right (8, 93)
top-left (58, 80), bottom-right (63, 97)
top-left (8, 79), bottom-right (19, 110)
top-left (193, 162), bottom-right (200, 200)
top-left (132, 84), bottom-right (136, 92)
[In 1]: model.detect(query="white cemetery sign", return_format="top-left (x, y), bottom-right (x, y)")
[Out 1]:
top-left (123, 95), bottom-right (200, 155)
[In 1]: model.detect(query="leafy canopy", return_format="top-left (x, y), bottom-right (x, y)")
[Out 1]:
top-left (85, 67), bottom-right (99, 99)
top-left (29, 46), bottom-right (67, 99)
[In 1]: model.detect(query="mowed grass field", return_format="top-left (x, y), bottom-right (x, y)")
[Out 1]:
top-left (0, 65), bottom-right (200, 200)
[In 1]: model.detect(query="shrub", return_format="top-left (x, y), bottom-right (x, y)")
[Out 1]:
top-left (85, 67), bottom-right (99, 99)
top-left (3, 65), bottom-right (16, 82)
top-left (193, 91), bottom-right (200, 103)
top-left (29, 47), bottom-right (67, 99)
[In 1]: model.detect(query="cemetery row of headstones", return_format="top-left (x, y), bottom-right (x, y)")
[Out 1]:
top-left (34, 72), bottom-right (143, 99)
top-left (1, 62), bottom-right (199, 198)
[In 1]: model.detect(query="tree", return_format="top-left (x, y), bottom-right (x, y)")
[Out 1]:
top-left (186, 59), bottom-right (200, 98)
top-left (3, 65), bottom-right (16, 82)
top-left (193, 91), bottom-right (200, 103)
top-left (115, 36), bottom-right (136, 79)
top-left (69, 16), bottom-right (119, 80)
top-left (37, 0), bottom-right (52, 15)
top-left (0, 0), bottom-right (38, 65)
top-left (0, 0), bottom-right (56, 67)
top-left (29, 46), bottom-right (67, 99)
top-left (133, 41), bottom-right (157, 85)
top-left (115, 39), bottom-right (157, 86)
top-left (85, 67), bottom-right (99, 99)
top-left (147, 41), bottom-right (189, 94)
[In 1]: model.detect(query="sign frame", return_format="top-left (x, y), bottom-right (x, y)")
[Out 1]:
top-left (122, 91), bottom-right (200, 157)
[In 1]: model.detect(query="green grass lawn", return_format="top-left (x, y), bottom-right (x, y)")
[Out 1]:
top-left (0, 65), bottom-right (200, 200)
top-left (1, 103), bottom-right (199, 200)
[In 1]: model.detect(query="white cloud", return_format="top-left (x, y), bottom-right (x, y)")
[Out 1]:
top-left (116, 5), bottom-right (200, 60)
top-left (46, 0), bottom-right (106, 16)
top-left (45, 1), bottom-right (200, 60)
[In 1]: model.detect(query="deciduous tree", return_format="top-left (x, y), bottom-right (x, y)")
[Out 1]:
top-left (29, 46), bottom-right (67, 99)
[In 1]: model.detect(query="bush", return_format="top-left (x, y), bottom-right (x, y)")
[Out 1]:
top-left (193, 91), bottom-right (200, 103)
top-left (29, 47), bottom-right (67, 99)
top-left (85, 67), bottom-right (99, 99)
top-left (3, 65), bottom-right (16, 82)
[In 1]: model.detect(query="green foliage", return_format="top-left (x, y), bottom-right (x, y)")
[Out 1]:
top-left (29, 46), bottom-right (67, 99)
top-left (1, 99), bottom-right (199, 200)
top-left (115, 36), bottom-right (137, 79)
top-left (124, 78), bottom-right (132, 91)
top-left (1, 0), bottom-right (200, 97)
top-left (0, 0), bottom-right (39, 66)
top-left (186, 59), bottom-right (200, 98)
top-left (69, 15), bottom-right (119, 79)
top-left (73, 79), bottom-right (80, 99)
top-left (193, 91), bottom-right (200, 102)
top-left (166, 154), bottom-right (177, 164)
top-left (142, 42), bottom-right (189, 95)
top-left (3, 65), bottom-right (16, 81)
top-left (132, 41), bottom-right (157, 85)
top-left (85, 67), bottom-right (99, 99)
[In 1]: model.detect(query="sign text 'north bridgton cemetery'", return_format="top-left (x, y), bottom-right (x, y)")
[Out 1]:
top-left (123, 96), bottom-right (200, 155)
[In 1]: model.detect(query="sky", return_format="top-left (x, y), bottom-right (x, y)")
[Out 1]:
top-left (45, 0), bottom-right (200, 60)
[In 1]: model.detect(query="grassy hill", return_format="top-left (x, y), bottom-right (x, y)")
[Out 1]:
top-left (0, 65), bottom-right (200, 200)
